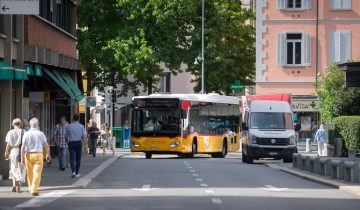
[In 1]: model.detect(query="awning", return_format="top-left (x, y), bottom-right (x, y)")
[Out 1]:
top-left (24, 63), bottom-right (34, 76)
top-left (0, 61), bottom-right (28, 80)
top-left (43, 68), bottom-right (84, 103)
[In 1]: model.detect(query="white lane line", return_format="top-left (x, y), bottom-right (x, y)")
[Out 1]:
top-left (205, 189), bottom-right (214, 194)
top-left (192, 174), bottom-right (199, 177)
top-left (200, 183), bottom-right (208, 187)
top-left (259, 185), bottom-right (288, 192)
top-left (187, 166), bottom-right (192, 169)
top-left (196, 178), bottom-right (203, 182)
top-left (131, 184), bottom-right (158, 192)
top-left (190, 170), bottom-right (196, 173)
top-left (16, 190), bottom-right (76, 208)
top-left (212, 198), bottom-right (222, 204)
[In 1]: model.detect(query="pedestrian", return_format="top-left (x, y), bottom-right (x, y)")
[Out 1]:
top-left (314, 124), bottom-right (326, 156)
top-left (87, 121), bottom-right (100, 157)
top-left (3, 118), bottom-right (26, 193)
top-left (20, 117), bottom-right (51, 197)
top-left (100, 124), bottom-right (109, 155)
top-left (66, 113), bottom-right (86, 178)
top-left (53, 115), bottom-right (68, 171)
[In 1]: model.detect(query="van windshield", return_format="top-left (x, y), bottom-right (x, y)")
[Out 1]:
top-left (250, 112), bottom-right (293, 129)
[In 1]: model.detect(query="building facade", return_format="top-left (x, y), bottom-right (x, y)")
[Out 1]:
top-left (255, 0), bottom-right (360, 142)
top-left (0, 0), bottom-right (82, 178)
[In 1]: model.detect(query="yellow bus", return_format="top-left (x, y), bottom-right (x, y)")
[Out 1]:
top-left (131, 94), bottom-right (240, 159)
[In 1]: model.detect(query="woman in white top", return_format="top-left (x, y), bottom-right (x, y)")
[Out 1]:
top-left (100, 124), bottom-right (109, 155)
top-left (3, 118), bottom-right (26, 193)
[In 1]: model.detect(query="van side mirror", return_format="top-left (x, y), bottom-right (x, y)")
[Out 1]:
top-left (181, 109), bottom-right (187, 119)
top-left (241, 122), bottom-right (248, 131)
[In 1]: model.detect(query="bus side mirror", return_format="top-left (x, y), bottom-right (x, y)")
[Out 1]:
top-left (181, 109), bottom-right (187, 119)
top-left (241, 122), bottom-right (248, 131)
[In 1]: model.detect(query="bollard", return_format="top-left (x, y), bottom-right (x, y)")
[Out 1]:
top-left (330, 160), bottom-right (344, 180)
top-left (344, 161), bottom-right (360, 183)
top-left (305, 138), bottom-right (312, 153)
top-left (319, 158), bottom-right (332, 176)
top-left (314, 156), bottom-right (321, 174)
top-left (301, 155), bottom-right (309, 171)
top-left (293, 153), bottom-right (301, 168)
top-left (308, 156), bottom-right (317, 173)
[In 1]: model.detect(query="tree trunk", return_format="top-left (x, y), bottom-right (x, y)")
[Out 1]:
top-left (147, 78), bottom-right (153, 95)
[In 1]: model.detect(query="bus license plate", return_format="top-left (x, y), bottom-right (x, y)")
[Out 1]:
top-left (151, 147), bottom-right (157, 151)
top-left (269, 152), bottom-right (278, 156)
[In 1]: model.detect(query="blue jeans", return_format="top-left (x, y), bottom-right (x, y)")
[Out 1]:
top-left (57, 146), bottom-right (67, 169)
top-left (88, 138), bottom-right (97, 157)
top-left (68, 141), bottom-right (82, 175)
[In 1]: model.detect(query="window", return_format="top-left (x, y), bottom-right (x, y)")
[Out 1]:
top-left (39, 0), bottom-right (75, 35)
top-left (329, 31), bottom-right (351, 64)
top-left (277, 32), bottom-right (311, 67)
top-left (159, 72), bottom-right (171, 93)
top-left (12, 15), bottom-right (17, 39)
top-left (330, 0), bottom-right (352, 10)
top-left (277, 0), bottom-right (311, 10)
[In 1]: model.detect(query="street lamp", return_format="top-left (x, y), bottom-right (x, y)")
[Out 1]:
top-left (201, 0), bottom-right (205, 94)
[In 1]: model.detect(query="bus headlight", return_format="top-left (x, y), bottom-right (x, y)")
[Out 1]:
top-left (170, 141), bottom-right (180, 148)
top-left (289, 136), bottom-right (296, 145)
top-left (251, 136), bottom-right (258, 144)
top-left (131, 141), bottom-right (139, 147)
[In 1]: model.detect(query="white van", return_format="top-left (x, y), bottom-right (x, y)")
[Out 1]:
top-left (241, 100), bottom-right (297, 164)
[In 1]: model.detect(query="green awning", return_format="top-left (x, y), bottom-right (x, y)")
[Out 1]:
top-left (14, 68), bottom-right (29, 80)
top-left (35, 65), bottom-right (42, 77)
top-left (0, 61), bottom-right (28, 80)
top-left (43, 68), bottom-right (84, 103)
top-left (0, 62), bottom-right (15, 80)
top-left (24, 64), bottom-right (34, 76)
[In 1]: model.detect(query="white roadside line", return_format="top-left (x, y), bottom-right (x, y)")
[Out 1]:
top-left (15, 190), bottom-right (76, 208)
top-left (205, 189), bottom-right (214, 194)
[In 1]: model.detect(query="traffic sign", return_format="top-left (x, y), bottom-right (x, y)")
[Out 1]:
top-left (86, 96), bottom-right (97, 107)
top-left (0, 0), bottom-right (39, 15)
top-left (231, 80), bottom-right (243, 93)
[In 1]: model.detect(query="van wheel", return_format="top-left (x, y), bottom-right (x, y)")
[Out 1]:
top-left (246, 155), bottom-right (253, 164)
top-left (283, 158), bottom-right (293, 163)
top-left (242, 150), bottom-right (246, 163)
top-left (145, 152), bottom-right (152, 159)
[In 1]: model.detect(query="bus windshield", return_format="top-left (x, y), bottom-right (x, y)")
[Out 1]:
top-left (250, 112), bottom-right (293, 130)
top-left (133, 108), bottom-right (180, 135)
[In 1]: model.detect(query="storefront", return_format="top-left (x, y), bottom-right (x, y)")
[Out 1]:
top-left (292, 97), bottom-right (320, 143)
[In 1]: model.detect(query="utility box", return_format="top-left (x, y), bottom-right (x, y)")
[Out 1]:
top-left (112, 127), bottom-right (123, 148)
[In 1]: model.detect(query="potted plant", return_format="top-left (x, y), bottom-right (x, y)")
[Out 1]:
top-left (333, 116), bottom-right (360, 160)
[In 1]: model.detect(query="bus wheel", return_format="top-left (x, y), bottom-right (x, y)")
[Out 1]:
top-left (192, 140), bottom-right (197, 155)
top-left (242, 150), bottom-right (246, 163)
top-left (219, 140), bottom-right (227, 158)
top-left (145, 152), bottom-right (152, 159)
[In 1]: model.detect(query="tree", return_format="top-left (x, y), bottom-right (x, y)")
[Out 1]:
top-left (77, 0), bottom-right (255, 95)
top-left (316, 62), bottom-right (360, 122)
top-left (184, 0), bottom-right (255, 94)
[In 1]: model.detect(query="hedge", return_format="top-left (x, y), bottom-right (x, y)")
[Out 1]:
top-left (333, 116), bottom-right (360, 151)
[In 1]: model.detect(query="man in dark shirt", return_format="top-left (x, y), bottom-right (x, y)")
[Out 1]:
top-left (87, 121), bottom-right (100, 157)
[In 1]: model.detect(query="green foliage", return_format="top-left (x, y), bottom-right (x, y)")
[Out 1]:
top-left (333, 116), bottom-right (360, 150)
top-left (77, 0), bottom-right (255, 95)
top-left (316, 63), bottom-right (360, 122)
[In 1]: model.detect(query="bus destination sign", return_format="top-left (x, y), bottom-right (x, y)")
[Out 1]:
top-left (134, 98), bottom-right (179, 108)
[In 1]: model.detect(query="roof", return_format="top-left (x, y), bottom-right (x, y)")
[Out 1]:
top-left (133, 94), bottom-right (239, 105)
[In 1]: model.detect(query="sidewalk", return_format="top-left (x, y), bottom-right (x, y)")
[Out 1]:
top-left (0, 148), bottom-right (130, 193)
top-left (267, 162), bottom-right (360, 197)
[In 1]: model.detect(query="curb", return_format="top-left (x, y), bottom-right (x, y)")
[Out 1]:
top-left (266, 163), bottom-right (360, 198)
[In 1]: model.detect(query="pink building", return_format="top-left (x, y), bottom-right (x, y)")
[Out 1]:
top-left (256, 0), bottom-right (360, 141)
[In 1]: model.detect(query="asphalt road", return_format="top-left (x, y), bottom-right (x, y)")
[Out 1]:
top-left (10, 153), bottom-right (360, 210)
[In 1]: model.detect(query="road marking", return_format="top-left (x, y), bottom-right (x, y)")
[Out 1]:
top-left (200, 183), bottom-right (208, 187)
top-left (212, 198), bottom-right (222, 204)
top-left (190, 170), bottom-right (196, 173)
top-left (259, 185), bottom-right (288, 192)
top-left (192, 174), bottom-right (199, 177)
top-left (205, 189), bottom-right (214, 194)
top-left (187, 166), bottom-right (192, 169)
top-left (131, 184), bottom-right (159, 192)
top-left (196, 178), bottom-right (203, 182)
top-left (16, 190), bottom-right (76, 208)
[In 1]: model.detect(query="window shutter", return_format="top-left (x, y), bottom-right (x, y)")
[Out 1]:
top-left (343, 0), bottom-right (352, 9)
top-left (302, 0), bottom-right (312, 9)
top-left (334, 31), bottom-right (341, 62)
top-left (302, 33), bottom-right (311, 66)
top-left (340, 31), bottom-right (351, 62)
top-left (277, 33), bottom-right (286, 66)
top-left (277, 0), bottom-right (286, 10)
